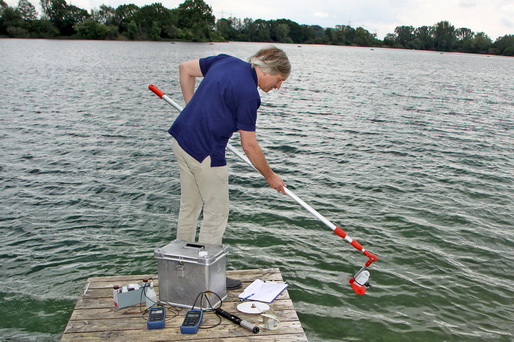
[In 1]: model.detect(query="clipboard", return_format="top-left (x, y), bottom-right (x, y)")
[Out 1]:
top-left (238, 279), bottom-right (288, 303)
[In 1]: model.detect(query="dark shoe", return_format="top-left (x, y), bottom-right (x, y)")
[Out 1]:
top-left (226, 277), bottom-right (242, 290)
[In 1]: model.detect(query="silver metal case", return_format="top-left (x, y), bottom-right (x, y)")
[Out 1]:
top-left (154, 240), bottom-right (228, 308)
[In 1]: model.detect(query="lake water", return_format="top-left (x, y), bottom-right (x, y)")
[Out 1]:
top-left (1, 39), bottom-right (513, 341)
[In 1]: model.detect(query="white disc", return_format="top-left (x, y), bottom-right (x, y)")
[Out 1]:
top-left (236, 301), bottom-right (270, 314)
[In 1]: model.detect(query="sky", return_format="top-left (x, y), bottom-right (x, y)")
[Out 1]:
top-left (7, 0), bottom-right (514, 40)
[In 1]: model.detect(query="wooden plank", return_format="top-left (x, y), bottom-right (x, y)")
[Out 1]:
top-left (69, 300), bottom-right (298, 321)
top-left (62, 268), bottom-right (307, 342)
top-left (61, 331), bottom-right (308, 342)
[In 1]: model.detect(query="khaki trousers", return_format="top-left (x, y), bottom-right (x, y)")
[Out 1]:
top-left (171, 139), bottom-right (229, 244)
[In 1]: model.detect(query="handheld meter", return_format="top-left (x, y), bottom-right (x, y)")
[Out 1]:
top-left (147, 307), bottom-right (166, 329)
top-left (180, 309), bottom-right (203, 334)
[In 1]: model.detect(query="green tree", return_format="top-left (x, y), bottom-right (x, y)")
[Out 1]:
top-left (216, 17), bottom-right (239, 41)
top-left (74, 19), bottom-right (108, 39)
top-left (394, 25), bottom-right (415, 47)
top-left (273, 22), bottom-right (291, 43)
top-left (304, 25), bottom-right (324, 44)
top-left (0, 0), bottom-right (7, 32)
top-left (62, 4), bottom-right (88, 35)
top-left (333, 25), bottom-right (355, 45)
top-left (456, 27), bottom-right (473, 50)
top-left (126, 19), bottom-right (137, 39)
top-left (112, 4), bottom-right (139, 35)
top-left (91, 4), bottom-right (114, 25)
top-left (239, 18), bottom-right (256, 41)
top-left (493, 34), bottom-right (514, 56)
top-left (324, 27), bottom-right (336, 44)
top-left (1, 6), bottom-right (27, 37)
top-left (273, 19), bottom-right (303, 43)
top-left (149, 20), bottom-right (161, 40)
top-left (29, 18), bottom-right (58, 37)
top-left (354, 26), bottom-right (378, 46)
top-left (433, 20), bottom-right (456, 51)
top-left (163, 22), bottom-right (184, 40)
top-left (41, 0), bottom-right (89, 35)
top-left (133, 3), bottom-right (174, 40)
top-left (415, 25), bottom-right (434, 50)
top-left (176, 0), bottom-right (214, 41)
top-left (242, 18), bottom-right (271, 42)
top-left (40, 0), bottom-right (48, 17)
top-left (470, 32), bottom-right (492, 53)
top-left (383, 33), bottom-right (397, 47)
top-left (17, 0), bottom-right (37, 21)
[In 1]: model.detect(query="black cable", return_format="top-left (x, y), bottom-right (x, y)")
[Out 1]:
top-left (139, 282), bottom-right (148, 313)
top-left (190, 290), bottom-right (223, 311)
top-left (198, 291), bottom-right (223, 329)
top-left (138, 278), bottom-right (182, 322)
top-left (199, 314), bottom-right (222, 329)
top-left (141, 289), bottom-right (225, 329)
top-left (186, 290), bottom-right (224, 329)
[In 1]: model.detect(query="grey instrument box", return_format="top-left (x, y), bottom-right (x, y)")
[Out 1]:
top-left (154, 240), bottom-right (228, 308)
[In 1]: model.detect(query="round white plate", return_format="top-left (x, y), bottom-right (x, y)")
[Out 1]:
top-left (236, 301), bottom-right (270, 314)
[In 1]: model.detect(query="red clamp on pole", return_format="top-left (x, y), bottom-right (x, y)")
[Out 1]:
top-left (363, 250), bottom-right (378, 267)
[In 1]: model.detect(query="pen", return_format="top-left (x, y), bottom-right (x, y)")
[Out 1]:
top-left (240, 293), bottom-right (255, 301)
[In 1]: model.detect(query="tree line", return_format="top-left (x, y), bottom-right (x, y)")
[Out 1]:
top-left (1, 0), bottom-right (513, 56)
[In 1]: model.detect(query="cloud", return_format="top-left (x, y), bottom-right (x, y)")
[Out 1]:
top-left (314, 12), bottom-right (331, 18)
top-left (500, 16), bottom-right (514, 32)
top-left (458, 0), bottom-right (477, 8)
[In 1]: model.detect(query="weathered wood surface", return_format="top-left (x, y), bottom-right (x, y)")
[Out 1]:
top-left (61, 268), bottom-right (307, 341)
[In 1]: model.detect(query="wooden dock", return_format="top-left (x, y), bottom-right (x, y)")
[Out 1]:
top-left (61, 268), bottom-right (307, 341)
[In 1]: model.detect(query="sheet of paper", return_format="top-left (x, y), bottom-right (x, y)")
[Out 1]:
top-left (238, 279), bottom-right (288, 303)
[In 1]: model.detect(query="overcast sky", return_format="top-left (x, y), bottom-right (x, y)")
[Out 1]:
top-left (8, 0), bottom-right (514, 40)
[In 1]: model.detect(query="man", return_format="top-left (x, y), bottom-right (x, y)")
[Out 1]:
top-left (168, 46), bottom-right (291, 289)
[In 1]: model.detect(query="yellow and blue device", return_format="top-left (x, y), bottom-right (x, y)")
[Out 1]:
top-left (147, 307), bottom-right (166, 329)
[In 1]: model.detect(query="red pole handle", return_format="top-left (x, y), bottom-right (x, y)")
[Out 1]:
top-left (149, 84), bottom-right (165, 98)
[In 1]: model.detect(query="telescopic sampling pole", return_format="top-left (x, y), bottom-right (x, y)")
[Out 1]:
top-left (148, 84), bottom-right (378, 294)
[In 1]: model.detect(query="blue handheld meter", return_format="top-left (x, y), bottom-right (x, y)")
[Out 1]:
top-left (180, 310), bottom-right (203, 334)
top-left (147, 307), bottom-right (166, 329)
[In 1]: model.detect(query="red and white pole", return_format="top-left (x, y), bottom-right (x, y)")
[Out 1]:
top-left (149, 84), bottom-right (378, 294)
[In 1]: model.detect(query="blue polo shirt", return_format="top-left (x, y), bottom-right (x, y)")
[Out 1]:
top-left (168, 54), bottom-right (260, 167)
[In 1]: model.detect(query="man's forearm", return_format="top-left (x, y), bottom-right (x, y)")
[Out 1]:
top-left (240, 130), bottom-right (286, 193)
top-left (243, 143), bottom-right (274, 180)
